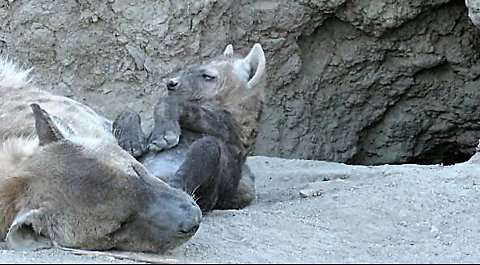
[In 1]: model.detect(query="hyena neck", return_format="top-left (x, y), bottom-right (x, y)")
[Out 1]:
top-left (0, 137), bottom-right (37, 239)
top-left (0, 137), bottom-right (38, 180)
top-left (0, 137), bottom-right (36, 239)
top-left (223, 87), bottom-right (265, 153)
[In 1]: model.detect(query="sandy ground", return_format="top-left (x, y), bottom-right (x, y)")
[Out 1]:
top-left (1, 154), bottom-right (479, 263)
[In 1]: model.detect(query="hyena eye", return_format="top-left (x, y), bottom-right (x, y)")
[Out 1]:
top-left (202, 74), bottom-right (216, 81)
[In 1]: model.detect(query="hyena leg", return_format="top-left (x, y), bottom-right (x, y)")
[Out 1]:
top-left (112, 108), bottom-right (148, 157)
top-left (149, 96), bottom-right (241, 152)
top-left (148, 97), bottom-right (181, 152)
top-left (215, 165), bottom-right (256, 210)
top-left (169, 136), bottom-right (223, 212)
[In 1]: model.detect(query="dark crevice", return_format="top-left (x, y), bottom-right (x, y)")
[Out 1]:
top-left (408, 143), bottom-right (473, 165)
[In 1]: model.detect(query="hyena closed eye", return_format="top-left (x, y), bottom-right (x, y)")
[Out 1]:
top-left (113, 43), bottom-right (267, 212)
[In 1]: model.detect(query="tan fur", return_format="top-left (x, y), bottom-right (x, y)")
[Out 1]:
top-left (0, 138), bottom-right (37, 237)
top-left (0, 173), bottom-right (30, 238)
top-left (223, 76), bottom-right (266, 153)
top-left (192, 48), bottom-right (267, 153)
top-left (0, 62), bottom-right (115, 240)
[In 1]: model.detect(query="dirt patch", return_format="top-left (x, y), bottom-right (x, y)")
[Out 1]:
top-left (2, 155), bottom-right (479, 263)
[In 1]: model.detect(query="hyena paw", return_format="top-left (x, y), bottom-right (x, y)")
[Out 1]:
top-left (118, 134), bottom-right (148, 157)
top-left (148, 122), bottom-right (181, 152)
top-left (112, 109), bottom-right (148, 157)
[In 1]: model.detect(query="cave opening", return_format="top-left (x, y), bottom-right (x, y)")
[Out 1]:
top-left (408, 142), bottom-right (473, 166)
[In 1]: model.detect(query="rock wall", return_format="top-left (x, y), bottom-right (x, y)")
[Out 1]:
top-left (1, 0), bottom-right (479, 165)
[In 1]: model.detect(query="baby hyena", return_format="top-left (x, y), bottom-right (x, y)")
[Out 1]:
top-left (113, 43), bottom-right (266, 211)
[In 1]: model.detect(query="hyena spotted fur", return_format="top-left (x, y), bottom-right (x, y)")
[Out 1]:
top-left (0, 59), bottom-right (201, 253)
top-left (113, 43), bottom-right (266, 212)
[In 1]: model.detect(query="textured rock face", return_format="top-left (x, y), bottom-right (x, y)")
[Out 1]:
top-left (1, 0), bottom-right (479, 165)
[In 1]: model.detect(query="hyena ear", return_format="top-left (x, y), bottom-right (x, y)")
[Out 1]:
top-left (30, 103), bottom-right (65, 146)
top-left (242, 43), bottom-right (266, 89)
top-left (223, 44), bottom-right (234, 57)
top-left (6, 209), bottom-right (52, 250)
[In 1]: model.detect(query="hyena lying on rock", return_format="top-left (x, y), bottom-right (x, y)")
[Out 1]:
top-left (0, 59), bottom-right (201, 253)
top-left (113, 43), bottom-right (266, 211)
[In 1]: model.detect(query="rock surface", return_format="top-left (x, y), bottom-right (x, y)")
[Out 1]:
top-left (1, 0), bottom-right (479, 165)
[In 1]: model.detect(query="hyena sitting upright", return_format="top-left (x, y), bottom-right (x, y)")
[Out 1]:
top-left (113, 43), bottom-right (267, 211)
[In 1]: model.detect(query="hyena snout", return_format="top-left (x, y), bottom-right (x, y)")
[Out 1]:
top-left (151, 186), bottom-right (202, 238)
top-left (166, 78), bottom-right (179, 91)
top-left (177, 202), bottom-right (202, 235)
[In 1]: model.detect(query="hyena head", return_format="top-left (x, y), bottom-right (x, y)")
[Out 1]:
top-left (2, 105), bottom-right (201, 252)
top-left (166, 43), bottom-right (266, 106)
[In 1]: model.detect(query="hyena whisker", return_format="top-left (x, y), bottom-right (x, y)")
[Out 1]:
top-left (191, 184), bottom-right (201, 197)
top-left (192, 194), bottom-right (201, 204)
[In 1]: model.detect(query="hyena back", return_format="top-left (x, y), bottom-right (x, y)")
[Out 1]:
top-left (114, 43), bottom-right (267, 211)
top-left (0, 59), bottom-right (201, 253)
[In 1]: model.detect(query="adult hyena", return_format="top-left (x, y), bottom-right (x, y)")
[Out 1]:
top-left (0, 59), bottom-right (201, 253)
top-left (113, 43), bottom-right (266, 212)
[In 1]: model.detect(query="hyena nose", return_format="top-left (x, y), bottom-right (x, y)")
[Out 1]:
top-left (166, 79), bottom-right (179, 91)
top-left (178, 202), bottom-right (202, 235)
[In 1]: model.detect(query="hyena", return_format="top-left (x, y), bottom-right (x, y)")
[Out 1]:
top-left (113, 43), bottom-right (266, 211)
top-left (0, 59), bottom-right (201, 253)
